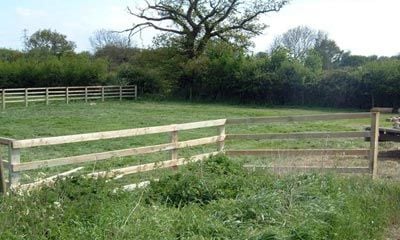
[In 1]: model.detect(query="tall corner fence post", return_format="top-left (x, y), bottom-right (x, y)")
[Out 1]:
top-left (218, 123), bottom-right (226, 152)
top-left (134, 85), bottom-right (138, 100)
top-left (8, 144), bottom-right (20, 188)
top-left (170, 130), bottom-right (178, 164)
top-left (0, 155), bottom-right (6, 194)
top-left (369, 111), bottom-right (380, 179)
top-left (2, 89), bottom-right (6, 110)
top-left (24, 88), bottom-right (28, 107)
top-left (45, 88), bottom-right (49, 105)
top-left (66, 87), bottom-right (69, 104)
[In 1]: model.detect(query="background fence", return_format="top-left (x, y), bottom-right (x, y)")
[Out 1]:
top-left (0, 112), bottom-right (384, 193)
top-left (0, 85), bottom-right (137, 109)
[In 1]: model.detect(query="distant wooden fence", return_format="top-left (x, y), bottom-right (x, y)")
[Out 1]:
top-left (0, 85), bottom-right (137, 109)
top-left (0, 112), bottom-right (382, 193)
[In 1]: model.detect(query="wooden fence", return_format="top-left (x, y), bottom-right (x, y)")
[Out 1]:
top-left (225, 112), bottom-right (379, 178)
top-left (0, 112), bottom-right (381, 193)
top-left (0, 119), bottom-right (226, 191)
top-left (0, 85), bottom-right (137, 109)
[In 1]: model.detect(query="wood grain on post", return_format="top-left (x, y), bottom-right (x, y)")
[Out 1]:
top-left (84, 87), bottom-right (88, 103)
top-left (369, 112), bottom-right (380, 179)
top-left (66, 87), bottom-right (69, 104)
top-left (218, 125), bottom-right (225, 152)
top-left (170, 131), bottom-right (178, 165)
top-left (45, 88), bottom-right (49, 105)
top-left (24, 88), bottom-right (28, 107)
top-left (8, 146), bottom-right (21, 188)
top-left (0, 156), bottom-right (6, 194)
top-left (134, 85), bottom-right (138, 100)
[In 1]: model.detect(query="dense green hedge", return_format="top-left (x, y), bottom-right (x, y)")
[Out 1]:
top-left (1, 46), bottom-right (399, 109)
top-left (0, 54), bottom-right (109, 88)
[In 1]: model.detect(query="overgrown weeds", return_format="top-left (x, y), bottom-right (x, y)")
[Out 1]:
top-left (0, 155), bottom-right (399, 239)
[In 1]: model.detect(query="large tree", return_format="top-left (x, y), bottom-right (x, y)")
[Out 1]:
top-left (314, 38), bottom-right (342, 69)
top-left (123, 0), bottom-right (288, 58)
top-left (271, 26), bottom-right (326, 60)
top-left (25, 29), bottom-right (76, 56)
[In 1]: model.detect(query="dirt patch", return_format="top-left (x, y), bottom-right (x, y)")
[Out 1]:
top-left (385, 224), bottom-right (400, 240)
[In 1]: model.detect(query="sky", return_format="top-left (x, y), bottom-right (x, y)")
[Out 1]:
top-left (0, 0), bottom-right (399, 56)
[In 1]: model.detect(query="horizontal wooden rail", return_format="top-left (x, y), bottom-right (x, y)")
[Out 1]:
top-left (12, 135), bottom-right (225, 172)
top-left (379, 150), bottom-right (400, 159)
top-left (226, 112), bottom-right (371, 125)
top-left (88, 152), bottom-right (220, 179)
top-left (226, 131), bottom-right (369, 141)
top-left (226, 149), bottom-right (370, 157)
top-left (243, 165), bottom-right (371, 174)
top-left (12, 119), bottom-right (226, 149)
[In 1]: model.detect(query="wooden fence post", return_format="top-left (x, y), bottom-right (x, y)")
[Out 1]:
top-left (8, 145), bottom-right (21, 188)
top-left (134, 85), bottom-right (137, 100)
top-left (170, 130), bottom-right (178, 164)
top-left (119, 86), bottom-right (123, 101)
top-left (0, 156), bottom-right (6, 194)
top-left (24, 88), bottom-right (28, 107)
top-left (66, 87), bottom-right (69, 104)
top-left (369, 112), bottom-right (380, 179)
top-left (2, 89), bottom-right (6, 110)
top-left (218, 124), bottom-right (226, 152)
top-left (45, 88), bottom-right (49, 105)
top-left (101, 87), bottom-right (105, 102)
top-left (85, 87), bottom-right (88, 103)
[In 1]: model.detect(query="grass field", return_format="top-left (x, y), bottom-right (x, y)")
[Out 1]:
top-left (0, 100), bottom-right (397, 182)
top-left (0, 100), bottom-right (399, 239)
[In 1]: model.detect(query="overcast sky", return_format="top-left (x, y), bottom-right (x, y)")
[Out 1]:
top-left (1, 0), bottom-right (399, 56)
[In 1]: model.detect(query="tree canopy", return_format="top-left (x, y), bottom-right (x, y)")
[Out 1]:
top-left (25, 29), bottom-right (76, 56)
top-left (124, 0), bottom-right (289, 58)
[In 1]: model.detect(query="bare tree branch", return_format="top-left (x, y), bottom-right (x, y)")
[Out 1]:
top-left (123, 0), bottom-right (289, 58)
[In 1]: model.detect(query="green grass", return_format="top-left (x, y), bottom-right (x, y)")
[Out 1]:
top-left (0, 155), bottom-right (399, 239)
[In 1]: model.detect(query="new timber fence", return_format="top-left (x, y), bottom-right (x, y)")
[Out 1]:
top-left (0, 112), bottom-right (382, 193)
top-left (0, 85), bottom-right (137, 109)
